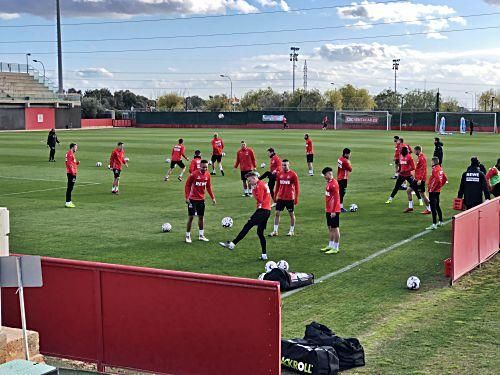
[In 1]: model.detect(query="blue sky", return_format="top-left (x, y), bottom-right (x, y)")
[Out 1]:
top-left (1, 0), bottom-right (499, 107)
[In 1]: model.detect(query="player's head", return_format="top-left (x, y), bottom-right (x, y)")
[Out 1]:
top-left (245, 171), bottom-right (259, 186)
top-left (496, 158), bottom-right (500, 169)
top-left (393, 135), bottom-right (399, 143)
top-left (431, 156), bottom-right (440, 166)
top-left (304, 133), bottom-right (309, 140)
top-left (414, 145), bottom-right (421, 155)
top-left (117, 142), bottom-right (124, 150)
top-left (282, 159), bottom-right (290, 172)
top-left (398, 137), bottom-right (404, 144)
top-left (213, 133), bottom-right (218, 138)
top-left (343, 148), bottom-right (351, 158)
top-left (322, 167), bottom-right (333, 180)
top-left (401, 146), bottom-right (409, 156)
top-left (434, 137), bottom-right (440, 144)
top-left (267, 147), bottom-right (275, 157)
top-left (178, 138), bottom-right (184, 144)
top-left (200, 160), bottom-right (209, 173)
top-left (194, 150), bottom-right (201, 158)
top-left (471, 156), bottom-right (480, 168)
top-left (240, 141), bottom-right (247, 149)
top-left (69, 143), bottom-right (77, 152)
top-left (50, 128), bottom-right (55, 133)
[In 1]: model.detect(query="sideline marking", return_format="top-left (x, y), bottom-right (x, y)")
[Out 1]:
top-left (281, 220), bottom-right (452, 299)
top-left (0, 175), bottom-right (102, 183)
top-left (434, 241), bottom-right (452, 245)
top-left (0, 182), bottom-right (100, 197)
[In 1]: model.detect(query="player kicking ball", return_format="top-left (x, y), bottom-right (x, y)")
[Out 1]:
top-left (165, 138), bottom-right (189, 182)
top-left (321, 167), bottom-right (341, 254)
top-left (219, 171), bottom-right (271, 260)
top-left (109, 142), bottom-right (128, 195)
top-left (184, 160), bottom-right (216, 243)
top-left (269, 159), bottom-right (299, 237)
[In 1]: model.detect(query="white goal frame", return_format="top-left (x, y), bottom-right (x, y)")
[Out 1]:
top-left (334, 110), bottom-right (390, 131)
top-left (435, 112), bottom-right (497, 134)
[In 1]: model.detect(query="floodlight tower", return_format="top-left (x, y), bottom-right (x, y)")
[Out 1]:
top-left (392, 58), bottom-right (400, 94)
top-left (56, 0), bottom-right (64, 93)
top-left (303, 60), bottom-right (308, 91)
top-left (290, 47), bottom-right (300, 93)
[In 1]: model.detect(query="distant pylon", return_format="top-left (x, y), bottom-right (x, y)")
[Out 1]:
top-left (303, 60), bottom-right (308, 91)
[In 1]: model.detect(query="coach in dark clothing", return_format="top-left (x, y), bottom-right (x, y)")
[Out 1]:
top-left (47, 128), bottom-right (60, 162)
top-left (457, 157), bottom-right (490, 209)
top-left (433, 138), bottom-right (443, 165)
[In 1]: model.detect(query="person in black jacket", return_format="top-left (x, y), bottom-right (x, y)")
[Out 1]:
top-left (47, 128), bottom-right (60, 162)
top-left (433, 137), bottom-right (443, 165)
top-left (457, 157), bottom-right (490, 209)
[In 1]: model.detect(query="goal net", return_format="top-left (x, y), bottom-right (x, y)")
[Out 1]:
top-left (334, 111), bottom-right (390, 130)
top-left (435, 112), bottom-right (497, 134)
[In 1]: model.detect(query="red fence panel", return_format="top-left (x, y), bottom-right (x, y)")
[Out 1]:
top-left (2, 257), bottom-right (281, 374)
top-left (479, 198), bottom-right (500, 262)
top-left (112, 119), bottom-right (132, 127)
top-left (81, 118), bottom-right (113, 128)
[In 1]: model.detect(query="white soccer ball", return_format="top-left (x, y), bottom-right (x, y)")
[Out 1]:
top-left (218, 113), bottom-right (224, 119)
top-left (407, 276), bottom-right (420, 290)
top-left (221, 217), bottom-right (234, 228)
top-left (124, 157), bottom-right (129, 162)
top-left (96, 162), bottom-right (102, 167)
top-left (277, 260), bottom-right (289, 271)
top-left (222, 152), bottom-right (226, 156)
top-left (165, 158), bottom-right (171, 163)
top-left (349, 203), bottom-right (358, 212)
top-left (258, 273), bottom-right (266, 280)
top-left (260, 162), bottom-right (266, 168)
top-left (107, 164), bottom-right (111, 170)
top-left (208, 160), bottom-right (212, 165)
top-left (161, 223), bottom-right (172, 233)
top-left (265, 261), bottom-right (277, 273)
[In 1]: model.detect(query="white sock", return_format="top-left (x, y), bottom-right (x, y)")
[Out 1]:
top-left (329, 241), bottom-right (335, 248)
top-left (426, 205), bottom-right (431, 211)
top-left (199, 229), bottom-right (204, 236)
top-left (186, 232), bottom-right (191, 238)
top-left (341, 203), bottom-right (344, 209)
top-left (333, 242), bottom-right (339, 249)
top-left (179, 172), bottom-right (184, 177)
top-left (273, 224), bottom-right (279, 232)
top-left (290, 225), bottom-right (295, 232)
top-left (261, 254), bottom-right (268, 260)
top-left (219, 166), bottom-right (223, 171)
top-left (419, 199), bottom-right (423, 204)
top-left (388, 197), bottom-right (393, 201)
top-left (408, 201), bottom-right (413, 209)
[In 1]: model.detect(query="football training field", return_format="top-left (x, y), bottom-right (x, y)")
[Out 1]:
top-left (0, 128), bottom-right (498, 374)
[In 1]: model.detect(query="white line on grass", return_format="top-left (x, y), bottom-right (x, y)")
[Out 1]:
top-left (434, 241), bottom-right (452, 245)
top-left (0, 175), bottom-right (102, 183)
top-left (0, 182), bottom-right (101, 197)
top-left (281, 219), bottom-right (452, 299)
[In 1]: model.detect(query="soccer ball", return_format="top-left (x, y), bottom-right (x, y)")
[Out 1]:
top-left (218, 113), bottom-right (224, 119)
top-left (124, 157), bottom-right (129, 162)
top-left (221, 217), bottom-right (233, 228)
top-left (349, 203), bottom-right (358, 212)
top-left (222, 152), bottom-right (226, 156)
top-left (260, 162), bottom-right (266, 168)
top-left (107, 164), bottom-right (111, 170)
top-left (208, 160), bottom-right (212, 165)
top-left (265, 261), bottom-right (277, 273)
top-left (258, 273), bottom-right (266, 280)
top-left (406, 276), bottom-right (420, 290)
top-left (165, 158), bottom-right (171, 163)
top-left (161, 223), bottom-right (172, 233)
top-left (96, 162), bottom-right (102, 167)
top-left (277, 260), bottom-right (289, 271)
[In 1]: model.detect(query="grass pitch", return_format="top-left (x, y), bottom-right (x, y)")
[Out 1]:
top-left (0, 128), bottom-right (498, 374)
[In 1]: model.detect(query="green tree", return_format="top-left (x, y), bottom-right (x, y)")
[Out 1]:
top-left (81, 97), bottom-right (105, 119)
top-left (402, 90), bottom-right (436, 111)
top-left (440, 97), bottom-right (461, 112)
top-left (240, 87), bottom-right (283, 110)
top-left (324, 89), bottom-right (343, 110)
top-left (204, 94), bottom-right (231, 112)
top-left (373, 89), bottom-right (401, 111)
top-left (186, 95), bottom-right (206, 111)
top-left (84, 88), bottom-right (114, 109)
top-left (339, 84), bottom-right (375, 110)
top-left (285, 89), bottom-right (325, 110)
top-left (157, 92), bottom-right (185, 111)
top-left (478, 89), bottom-right (499, 111)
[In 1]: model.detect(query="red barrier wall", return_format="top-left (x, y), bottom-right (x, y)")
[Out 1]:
top-left (2, 257), bottom-right (281, 374)
top-left (25, 107), bottom-right (55, 130)
top-left (81, 119), bottom-right (113, 128)
top-left (451, 197), bottom-right (499, 283)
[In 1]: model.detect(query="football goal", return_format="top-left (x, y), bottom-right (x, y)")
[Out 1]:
top-left (435, 112), bottom-right (497, 134)
top-left (334, 111), bottom-right (391, 130)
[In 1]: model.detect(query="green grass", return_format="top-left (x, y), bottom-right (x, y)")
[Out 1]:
top-left (0, 128), bottom-right (498, 374)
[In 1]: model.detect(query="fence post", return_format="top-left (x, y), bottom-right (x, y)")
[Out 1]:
top-left (94, 269), bottom-right (105, 372)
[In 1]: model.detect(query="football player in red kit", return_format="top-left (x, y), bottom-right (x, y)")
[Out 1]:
top-left (406, 146), bottom-right (431, 214)
top-left (65, 143), bottom-right (79, 208)
top-left (189, 150), bottom-right (202, 174)
top-left (109, 142), bottom-right (128, 195)
top-left (337, 148), bottom-right (352, 212)
top-left (234, 141), bottom-right (257, 197)
top-left (184, 160), bottom-right (216, 243)
top-left (165, 138), bottom-right (189, 182)
top-left (269, 159), bottom-right (300, 237)
top-left (210, 133), bottom-right (225, 176)
top-left (392, 135), bottom-right (400, 179)
top-left (426, 157), bottom-right (448, 230)
top-left (259, 147), bottom-right (281, 204)
top-left (304, 134), bottom-right (314, 176)
top-left (321, 167), bottom-right (341, 254)
top-left (219, 171), bottom-right (272, 260)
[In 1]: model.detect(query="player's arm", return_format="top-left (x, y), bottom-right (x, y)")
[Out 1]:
top-left (485, 168), bottom-right (495, 191)
top-left (441, 171), bottom-right (448, 187)
top-left (344, 160), bottom-right (352, 172)
top-left (181, 146), bottom-right (189, 161)
top-left (273, 178), bottom-right (280, 202)
top-left (409, 158), bottom-right (416, 172)
top-left (294, 174), bottom-right (300, 205)
top-left (480, 173), bottom-right (491, 200)
top-left (56, 136), bottom-right (60, 144)
top-left (206, 176), bottom-right (216, 204)
top-left (250, 149), bottom-right (257, 169)
top-left (256, 185), bottom-right (265, 209)
top-left (184, 175), bottom-right (193, 202)
top-left (457, 173), bottom-right (466, 198)
top-left (234, 153), bottom-right (240, 169)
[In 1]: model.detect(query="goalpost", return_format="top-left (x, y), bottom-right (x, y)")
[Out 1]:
top-left (435, 112), bottom-right (497, 134)
top-left (334, 111), bottom-right (391, 130)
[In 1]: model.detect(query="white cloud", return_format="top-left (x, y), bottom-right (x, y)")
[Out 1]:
top-left (316, 43), bottom-right (404, 62)
top-left (76, 68), bottom-right (114, 78)
top-left (0, 12), bottom-right (19, 20)
top-left (348, 21), bottom-right (373, 30)
top-left (484, 0), bottom-right (500, 6)
top-left (256, 0), bottom-right (290, 11)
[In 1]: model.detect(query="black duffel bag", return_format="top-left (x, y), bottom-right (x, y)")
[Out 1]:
top-left (304, 322), bottom-right (365, 371)
top-left (281, 339), bottom-right (339, 375)
top-left (264, 268), bottom-right (314, 291)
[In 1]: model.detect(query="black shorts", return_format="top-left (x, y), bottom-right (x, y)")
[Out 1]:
top-left (211, 154), bottom-right (222, 163)
top-left (67, 173), bottom-right (76, 183)
top-left (170, 160), bottom-right (185, 169)
top-left (249, 209), bottom-right (271, 227)
top-left (306, 154), bottom-right (314, 163)
top-left (240, 170), bottom-right (251, 181)
top-left (326, 212), bottom-right (340, 228)
top-left (276, 200), bottom-right (294, 212)
top-left (417, 181), bottom-right (426, 193)
top-left (187, 199), bottom-right (205, 216)
top-left (113, 169), bottom-right (121, 178)
top-left (338, 179), bottom-right (348, 192)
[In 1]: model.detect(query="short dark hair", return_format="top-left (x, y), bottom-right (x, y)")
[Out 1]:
top-left (304, 133), bottom-right (309, 138)
top-left (414, 145), bottom-right (421, 151)
top-left (343, 148), bottom-right (351, 155)
top-left (282, 159), bottom-right (289, 163)
top-left (117, 142), bottom-right (124, 146)
top-left (245, 171), bottom-right (259, 179)
top-left (178, 138), bottom-right (183, 144)
top-left (69, 143), bottom-right (76, 149)
top-left (496, 158), bottom-right (500, 166)
top-left (194, 150), bottom-right (201, 156)
top-left (471, 157), bottom-right (479, 167)
top-left (393, 136), bottom-right (399, 140)
top-left (200, 159), bottom-right (208, 164)
top-left (241, 140), bottom-right (245, 144)
top-left (434, 137), bottom-right (440, 142)
top-left (267, 147), bottom-right (275, 153)
top-left (399, 137), bottom-right (404, 143)
top-left (322, 167), bottom-right (333, 175)
top-left (432, 156), bottom-right (439, 164)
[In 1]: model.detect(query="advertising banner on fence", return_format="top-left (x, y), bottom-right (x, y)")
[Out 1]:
top-left (262, 115), bottom-right (284, 122)
top-left (344, 115), bottom-right (380, 125)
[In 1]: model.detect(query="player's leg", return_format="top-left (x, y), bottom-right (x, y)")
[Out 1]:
top-left (65, 174), bottom-right (76, 207)
top-left (287, 204), bottom-right (296, 236)
top-left (185, 201), bottom-right (196, 243)
top-left (211, 155), bottom-right (217, 175)
top-left (197, 201), bottom-right (208, 241)
top-left (393, 160), bottom-right (399, 179)
top-left (270, 204), bottom-right (282, 236)
top-left (49, 147), bottom-right (55, 161)
top-left (256, 211), bottom-right (270, 259)
top-left (325, 215), bottom-right (340, 254)
top-left (387, 176), bottom-right (404, 202)
top-left (307, 155), bottom-right (314, 176)
top-left (178, 161), bottom-right (186, 181)
top-left (217, 155), bottom-right (224, 176)
top-left (427, 192), bottom-right (438, 229)
top-left (435, 192), bottom-right (443, 225)
top-left (420, 185), bottom-right (431, 213)
top-left (339, 180), bottom-right (347, 212)
top-left (241, 171), bottom-right (250, 196)
top-left (228, 216), bottom-right (256, 247)
top-left (165, 160), bottom-right (176, 181)
top-left (268, 174), bottom-right (276, 203)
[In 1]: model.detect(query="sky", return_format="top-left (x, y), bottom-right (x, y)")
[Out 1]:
top-left (1, 0), bottom-right (499, 108)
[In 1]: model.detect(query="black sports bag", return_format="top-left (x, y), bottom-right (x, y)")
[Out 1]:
top-left (281, 338), bottom-right (339, 375)
top-left (264, 268), bottom-right (314, 291)
top-left (304, 322), bottom-right (365, 371)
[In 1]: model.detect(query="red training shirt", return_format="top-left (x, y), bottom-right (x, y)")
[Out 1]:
top-left (171, 144), bottom-right (187, 162)
top-left (394, 142), bottom-right (401, 160)
top-left (325, 178), bottom-right (341, 214)
top-left (399, 154), bottom-right (415, 177)
top-left (305, 139), bottom-right (314, 155)
top-left (109, 148), bottom-right (126, 171)
top-left (211, 138), bottom-right (224, 155)
top-left (337, 156), bottom-right (352, 180)
top-left (428, 165), bottom-right (448, 193)
top-left (184, 169), bottom-right (214, 201)
top-left (189, 157), bottom-right (201, 173)
top-left (274, 170), bottom-right (300, 203)
top-left (234, 147), bottom-right (256, 171)
top-left (65, 150), bottom-right (79, 175)
top-left (414, 153), bottom-right (427, 182)
top-left (252, 180), bottom-right (271, 210)
top-left (270, 154), bottom-right (282, 174)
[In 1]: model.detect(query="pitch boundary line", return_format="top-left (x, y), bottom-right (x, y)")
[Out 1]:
top-left (281, 219), bottom-right (452, 299)
top-left (0, 175), bottom-right (104, 183)
top-left (0, 182), bottom-right (101, 197)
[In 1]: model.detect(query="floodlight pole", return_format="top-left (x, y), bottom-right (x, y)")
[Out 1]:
top-left (290, 47), bottom-right (300, 93)
top-left (392, 59), bottom-right (400, 94)
top-left (220, 74), bottom-right (233, 111)
top-left (33, 59), bottom-right (45, 84)
top-left (56, 0), bottom-right (64, 93)
top-left (25, 53), bottom-right (31, 74)
top-left (465, 91), bottom-right (475, 111)
top-left (491, 96), bottom-right (495, 112)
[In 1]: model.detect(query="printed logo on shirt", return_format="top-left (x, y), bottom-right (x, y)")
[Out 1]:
top-left (465, 172), bottom-right (480, 183)
top-left (195, 181), bottom-right (207, 187)
top-left (337, 159), bottom-right (343, 168)
top-left (281, 180), bottom-right (291, 185)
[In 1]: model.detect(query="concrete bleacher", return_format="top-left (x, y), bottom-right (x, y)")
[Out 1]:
top-left (0, 72), bottom-right (57, 100)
